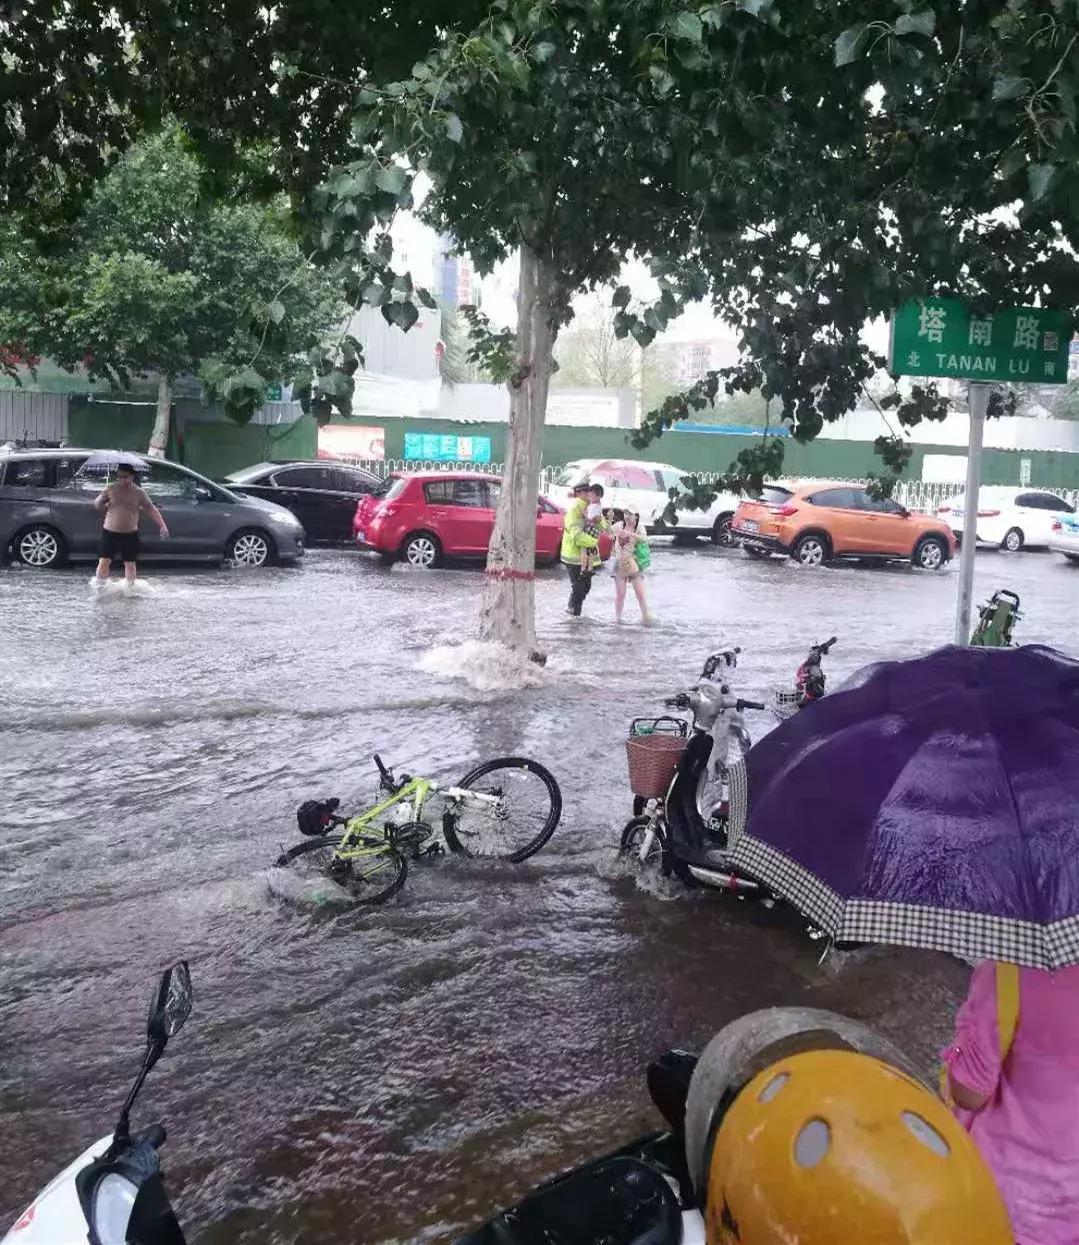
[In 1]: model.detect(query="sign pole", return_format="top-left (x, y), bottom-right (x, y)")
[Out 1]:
top-left (954, 383), bottom-right (988, 645)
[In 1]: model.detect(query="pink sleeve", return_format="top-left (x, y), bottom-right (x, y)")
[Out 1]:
top-left (941, 962), bottom-right (1002, 1096)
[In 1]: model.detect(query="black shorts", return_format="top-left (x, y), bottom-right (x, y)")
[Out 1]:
top-left (100, 529), bottom-right (140, 562)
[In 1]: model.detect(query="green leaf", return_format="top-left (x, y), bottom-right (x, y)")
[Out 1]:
top-left (992, 76), bottom-right (1028, 102)
top-left (356, 88), bottom-right (378, 106)
top-left (445, 112), bottom-right (463, 143)
top-left (417, 288), bottom-right (438, 309)
top-left (895, 10), bottom-right (935, 37)
top-left (1028, 163), bottom-right (1057, 201)
top-left (375, 165), bottom-right (407, 194)
top-left (268, 300), bottom-right (285, 324)
top-left (669, 11), bottom-right (703, 43)
top-left (533, 41), bottom-right (556, 63)
top-left (411, 62), bottom-right (432, 80)
top-left (736, 0), bottom-right (770, 16)
top-left (362, 282), bottom-right (384, 305)
top-left (834, 27), bottom-right (869, 66)
top-left (700, 4), bottom-right (725, 28)
top-left (998, 147), bottom-right (1026, 179)
top-left (399, 301), bottom-right (420, 332)
top-left (611, 284), bottom-right (631, 309)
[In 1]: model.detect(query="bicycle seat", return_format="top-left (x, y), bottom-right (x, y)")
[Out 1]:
top-left (453, 1156), bottom-right (682, 1245)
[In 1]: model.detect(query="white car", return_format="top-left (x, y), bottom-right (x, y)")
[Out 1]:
top-left (549, 458), bottom-right (742, 544)
top-left (1049, 511), bottom-right (1079, 563)
top-left (935, 486), bottom-right (1077, 551)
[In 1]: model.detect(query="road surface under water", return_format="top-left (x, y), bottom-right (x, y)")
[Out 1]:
top-left (1, 543), bottom-right (1075, 1242)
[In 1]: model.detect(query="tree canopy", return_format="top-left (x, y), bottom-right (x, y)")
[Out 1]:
top-left (0, 127), bottom-right (344, 427)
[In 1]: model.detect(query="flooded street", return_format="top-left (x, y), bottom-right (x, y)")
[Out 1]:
top-left (1, 543), bottom-right (1076, 1243)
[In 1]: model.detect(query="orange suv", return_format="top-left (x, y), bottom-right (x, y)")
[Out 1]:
top-left (731, 482), bottom-right (956, 570)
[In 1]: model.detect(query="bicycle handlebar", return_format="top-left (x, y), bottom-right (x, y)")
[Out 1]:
top-left (373, 753), bottom-right (391, 779)
top-left (817, 636), bottom-right (838, 653)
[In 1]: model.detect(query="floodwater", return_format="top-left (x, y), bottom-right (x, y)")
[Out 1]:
top-left (1, 544), bottom-right (1075, 1242)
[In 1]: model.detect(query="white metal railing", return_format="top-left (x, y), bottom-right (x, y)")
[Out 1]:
top-left (332, 458), bottom-right (1077, 513)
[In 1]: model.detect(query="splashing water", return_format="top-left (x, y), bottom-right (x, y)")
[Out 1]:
top-left (420, 639), bottom-right (546, 691)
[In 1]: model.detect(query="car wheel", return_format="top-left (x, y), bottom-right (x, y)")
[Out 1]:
top-left (401, 532), bottom-right (442, 568)
top-left (1001, 527), bottom-right (1024, 553)
top-left (790, 533), bottom-right (829, 567)
top-left (711, 513), bottom-right (735, 546)
top-left (13, 524), bottom-right (67, 568)
top-left (1065, 553), bottom-right (1079, 564)
top-left (912, 535), bottom-right (947, 571)
top-left (226, 527), bottom-right (273, 568)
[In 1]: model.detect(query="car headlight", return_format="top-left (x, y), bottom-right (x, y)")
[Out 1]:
top-left (270, 511), bottom-right (301, 527)
top-left (92, 1173), bottom-right (139, 1245)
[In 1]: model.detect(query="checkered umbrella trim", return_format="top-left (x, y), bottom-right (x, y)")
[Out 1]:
top-left (729, 832), bottom-right (1079, 971)
top-left (727, 756), bottom-right (749, 847)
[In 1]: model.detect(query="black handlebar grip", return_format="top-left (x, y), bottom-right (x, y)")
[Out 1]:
top-left (738, 700), bottom-right (767, 711)
top-left (822, 636), bottom-right (837, 651)
top-left (373, 753), bottom-right (389, 776)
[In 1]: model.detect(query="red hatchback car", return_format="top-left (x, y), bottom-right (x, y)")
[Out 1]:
top-left (353, 472), bottom-right (566, 568)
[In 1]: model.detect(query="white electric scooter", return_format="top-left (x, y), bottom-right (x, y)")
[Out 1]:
top-left (3, 962), bottom-right (192, 1245)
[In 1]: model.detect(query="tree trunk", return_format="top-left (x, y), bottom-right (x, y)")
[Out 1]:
top-left (148, 374), bottom-right (172, 458)
top-left (478, 245), bottom-right (557, 659)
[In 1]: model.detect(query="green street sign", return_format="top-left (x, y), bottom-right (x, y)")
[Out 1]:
top-left (266, 382), bottom-right (283, 402)
top-left (889, 298), bottom-right (1071, 385)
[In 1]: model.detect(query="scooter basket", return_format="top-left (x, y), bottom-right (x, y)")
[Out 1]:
top-left (771, 688), bottom-right (802, 721)
top-left (626, 733), bottom-right (686, 798)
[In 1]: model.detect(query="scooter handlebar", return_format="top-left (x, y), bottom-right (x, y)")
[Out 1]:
top-left (737, 700), bottom-right (766, 711)
top-left (819, 636), bottom-right (837, 653)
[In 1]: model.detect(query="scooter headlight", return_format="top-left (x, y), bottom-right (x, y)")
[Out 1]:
top-left (91, 1173), bottom-right (139, 1245)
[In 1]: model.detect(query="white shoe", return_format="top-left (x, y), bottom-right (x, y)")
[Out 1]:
top-left (642, 612), bottom-right (655, 626)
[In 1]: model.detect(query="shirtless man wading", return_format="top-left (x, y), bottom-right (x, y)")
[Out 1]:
top-left (93, 463), bottom-right (169, 588)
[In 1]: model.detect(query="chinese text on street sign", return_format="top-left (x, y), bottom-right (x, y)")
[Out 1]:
top-left (889, 299), bottom-right (1072, 384)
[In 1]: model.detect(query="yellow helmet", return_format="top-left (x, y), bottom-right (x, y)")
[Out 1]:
top-left (705, 1049), bottom-right (1013, 1245)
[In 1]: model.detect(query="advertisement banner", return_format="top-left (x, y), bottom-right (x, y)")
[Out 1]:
top-left (318, 424), bottom-right (385, 460)
top-left (403, 432), bottom-right (492, 464)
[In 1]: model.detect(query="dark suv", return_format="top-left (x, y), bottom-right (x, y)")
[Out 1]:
top-left (0, 449), bottom-right (306, 568)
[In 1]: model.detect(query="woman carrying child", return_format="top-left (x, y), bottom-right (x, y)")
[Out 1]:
top-left (611, 511), bottom-right (653, 625)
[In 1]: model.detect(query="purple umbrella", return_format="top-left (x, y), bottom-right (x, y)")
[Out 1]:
top-left (727, 645), bottom-right (1079, 969)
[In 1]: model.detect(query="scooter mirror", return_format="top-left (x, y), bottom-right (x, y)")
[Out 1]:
top-left (147, 961), bottom-right (193, 1046)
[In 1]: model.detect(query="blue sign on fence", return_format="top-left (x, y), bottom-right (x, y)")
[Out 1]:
top-left (403, 433), bottom-right (492, 463)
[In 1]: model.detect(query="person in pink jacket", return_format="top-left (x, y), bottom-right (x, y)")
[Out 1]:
top-left (943, 962), bottom-right (1079, 1245)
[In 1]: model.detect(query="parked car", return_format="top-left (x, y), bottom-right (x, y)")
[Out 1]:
top-left (223, 460), bottom-right (382, 542)
top-left (353, 472), bottom-right (564, 568)
top-left (935, 486), bottom-right (1076, 551)
top-left (1049, 512), bottom-right (1079, 563)
top-left (550, 458), bottom-right (741, 543)
top-left (0, 448), bottom-right (305, 569)
top-left (731, 481), bottom-right (956, 570)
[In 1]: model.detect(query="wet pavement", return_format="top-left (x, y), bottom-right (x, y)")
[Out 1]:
top-left (1, 542), bottom-right (1076, 1242)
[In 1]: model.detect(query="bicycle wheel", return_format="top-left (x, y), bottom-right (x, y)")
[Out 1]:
top-left (274, 834), bottom-right (408, 904)
top-left (444, 757), bottom-right (562, 862)
top-left (619, 815), bottom-right (666, 868)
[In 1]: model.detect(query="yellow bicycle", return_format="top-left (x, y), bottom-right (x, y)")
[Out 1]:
top-left (274, 753), bottom-right (562, 904)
